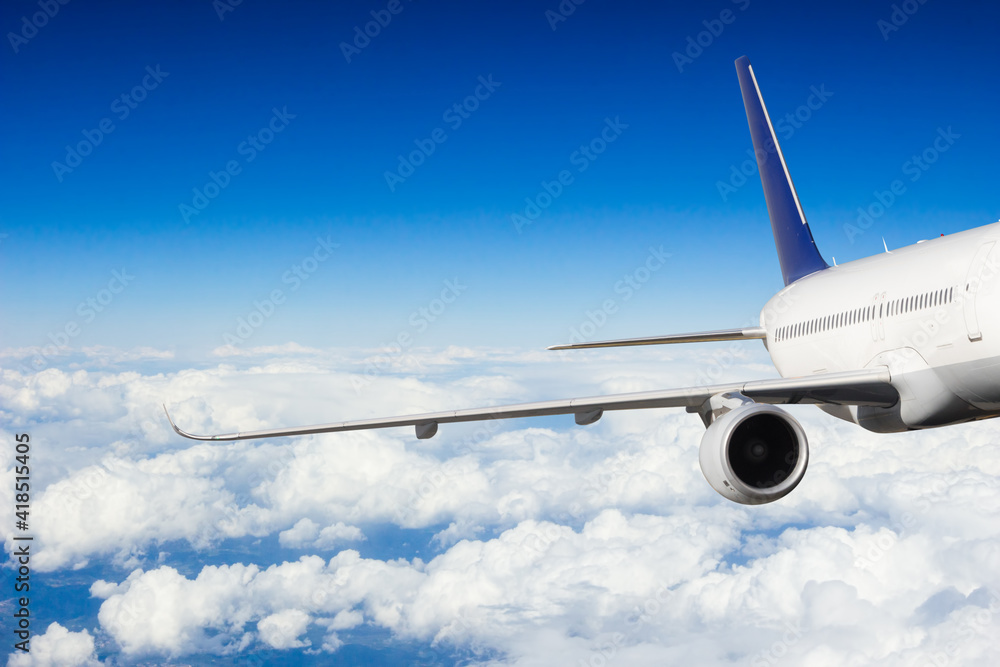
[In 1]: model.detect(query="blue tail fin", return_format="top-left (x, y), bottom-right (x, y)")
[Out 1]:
top-left (735, 56), bottom-right (828, 285)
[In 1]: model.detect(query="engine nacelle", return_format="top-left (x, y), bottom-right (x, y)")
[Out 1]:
top-left (698, 404), bottom-right (808, 505)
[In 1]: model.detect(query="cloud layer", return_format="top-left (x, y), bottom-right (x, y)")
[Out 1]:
top-left (3, 345), bottom-right (1000, 664)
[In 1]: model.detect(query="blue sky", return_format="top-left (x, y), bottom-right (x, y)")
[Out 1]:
top-left (3, 0), bottom-right (998, 358)
top-left (3, 2), bottom-right (1000, 666)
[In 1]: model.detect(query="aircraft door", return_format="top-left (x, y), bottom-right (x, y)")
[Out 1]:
top-left (869, 292), bottom-right (886, 342)
top-left (964, 241), bottom-right (996, 341)
top-left (877, 291), bottom-right (887, 341)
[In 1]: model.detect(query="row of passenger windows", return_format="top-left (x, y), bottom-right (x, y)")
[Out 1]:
top-left (775, 286), bottom-right (955, 342)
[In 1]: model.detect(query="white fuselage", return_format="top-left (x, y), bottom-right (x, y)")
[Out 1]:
top-left (760, 222), bottom-right (1000, 432)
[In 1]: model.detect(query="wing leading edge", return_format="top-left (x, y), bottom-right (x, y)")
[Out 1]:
top-left (165, 368), bottom-right (897, 442)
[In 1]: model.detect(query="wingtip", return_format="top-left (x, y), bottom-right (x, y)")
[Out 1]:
top-left (162, 404), bottom-right (211, 440)
top-left (162, 404), bottom-right (182, 435)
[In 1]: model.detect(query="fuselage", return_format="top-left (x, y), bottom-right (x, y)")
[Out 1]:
top-left (760, 222), bottom-right (1000, 432)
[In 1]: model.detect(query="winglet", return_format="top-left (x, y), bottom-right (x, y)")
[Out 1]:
top-left (735, 56), bottom-right (828, 285)
top-left (163, 404), bottom-right (225, 441)
top-left (163, 404), bottom-right (181, 434)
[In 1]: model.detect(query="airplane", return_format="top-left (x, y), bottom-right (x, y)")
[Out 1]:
top-left (166, 55), bottom-right (1000, 506)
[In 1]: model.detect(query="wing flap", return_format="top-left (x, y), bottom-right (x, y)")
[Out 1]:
top-left (165, 368), bottom-right (896, 442)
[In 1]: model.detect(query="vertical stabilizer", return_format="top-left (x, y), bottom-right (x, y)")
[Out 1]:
top-left (735, 56), bottom-right (828, 285)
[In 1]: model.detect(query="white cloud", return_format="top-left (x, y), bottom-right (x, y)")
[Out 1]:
top-left (314, 522), bottom-right (365, 549)
top-left (94, 564), bottom-right (258, 656)
top-left (84, 507), bottom-right (1000, 663)
top-left (6, 623), bottom-right (100, 667)
top-left (81, 345), bottom-right (175, 362)
top-left (210, 342), bottom-right (325, 358)
top-left (30, 452), bottom-right (245, 571)
top-left (279, 518), bottom-right (365, 549)
top-left (257, 609), bottom-right (311, 649)
top-left (278, 517), bottom-right (320, 547)
top-left (2, 346), bottom-right (1000, 664)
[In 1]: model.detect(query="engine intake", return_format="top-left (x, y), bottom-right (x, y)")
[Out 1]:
top-left (698, 403), bottom-right (808, 505)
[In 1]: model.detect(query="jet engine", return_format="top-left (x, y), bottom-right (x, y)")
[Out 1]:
top-left (698, 403), bottom-right (808, 505)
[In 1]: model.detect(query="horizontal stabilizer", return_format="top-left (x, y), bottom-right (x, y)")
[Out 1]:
top-left (547, 327), bottom-right (767, 351)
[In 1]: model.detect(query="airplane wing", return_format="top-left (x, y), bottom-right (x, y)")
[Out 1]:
top-left (165, 367), bottom-right (897, 442)
top-left (547, 327), bottom-right (767, 350)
